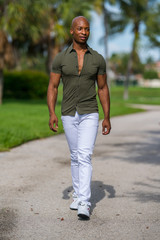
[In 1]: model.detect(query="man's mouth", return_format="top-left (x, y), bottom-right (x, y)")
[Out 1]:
top-left (80, 36), bottom-right (86, 40)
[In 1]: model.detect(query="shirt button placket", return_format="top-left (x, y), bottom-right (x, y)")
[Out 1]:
top-left (76, 75), bottom-right (79, 109)
top-left (75, 52), bottom-right (80, 110)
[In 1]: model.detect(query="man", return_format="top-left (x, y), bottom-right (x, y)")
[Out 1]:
top-left (47, 16), bottom-right (111, 219)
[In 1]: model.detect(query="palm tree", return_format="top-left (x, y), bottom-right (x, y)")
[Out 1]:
top-left (92, 0), bottom-right (116, 87)
top-left (106, 0), bottom-right (157, 99)
top-left (145, 3), bottom-right (160, 53)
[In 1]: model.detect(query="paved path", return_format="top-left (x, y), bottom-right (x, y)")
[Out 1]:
top-left (0, 105), bottom-right (160, 240)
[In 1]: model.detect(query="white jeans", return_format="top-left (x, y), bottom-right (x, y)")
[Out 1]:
top-left (61, 111), bottom-right (99, 205)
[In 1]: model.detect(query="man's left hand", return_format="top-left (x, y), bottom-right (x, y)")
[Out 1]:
top-left (102, 118), bottom-right (111, 135)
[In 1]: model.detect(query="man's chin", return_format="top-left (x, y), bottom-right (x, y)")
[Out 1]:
top-left (77, 39), bottom-right (87, 44)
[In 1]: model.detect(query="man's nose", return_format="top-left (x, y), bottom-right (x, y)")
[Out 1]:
top-left (82, 29), bottom-right (86, 35)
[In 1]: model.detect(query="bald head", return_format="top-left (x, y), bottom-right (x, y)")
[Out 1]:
top-left (71, 16), bottom-right (90, 30)
top-left (70, 16), bottom-right (90, 44)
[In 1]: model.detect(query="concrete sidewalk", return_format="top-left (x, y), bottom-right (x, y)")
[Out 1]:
top-left (0, 105), bottom-right (160, 240)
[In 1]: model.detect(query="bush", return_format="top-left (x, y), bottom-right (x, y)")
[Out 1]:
top-left (4, 70), bottom-right (49, 99)
top-left (115, 79), bottom-right (138, 86)
top-left (143, 70), bottom-right (159, 79)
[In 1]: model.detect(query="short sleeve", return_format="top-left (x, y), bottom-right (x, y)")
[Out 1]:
top-left (97, 55), bottom-right (106, 75)
top-left (51, 53), bottom-right (62, 74)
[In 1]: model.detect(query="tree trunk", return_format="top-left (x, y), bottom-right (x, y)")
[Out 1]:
top-left (124, 51), bottom-right (133, 100)
top-left (46, 35), bottom-right (60, 74)
top-left (123, 24), bottom-right (139, 100)
top-left (103, 3), bottom-right (110, 88)
top-left (0, 69), bottom-right (3, 105)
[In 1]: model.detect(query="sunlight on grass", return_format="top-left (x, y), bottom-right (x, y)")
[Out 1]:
top-left (0, 86), bottom-right (159, 151)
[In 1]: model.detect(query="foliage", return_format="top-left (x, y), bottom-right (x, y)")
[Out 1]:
top-left (0, 0), bottom-right (97, 104)
top-left (103, 0), bottom-right (159, 99)
top-left (2, 0), bottom-right (94, 50)
top-left (17, 53), bottom-right (47, 72)
top-left (0, 0), bottom-right (94, 71)
top-left (55, 0), bottom-right (93, 41)
top-left (145, 56), bottom-right (155, 64)
top-left (3, 70), bottom-right (49, 99)
top-left (145, 3), bottom-right (160, 48)
top-left (143, 70), bottom-right (159, 79)
top-left (107, 0), bottom-right (157, 36)
top-left (0, 0), bottom-right (53, 41)
top-left (110, 52), bottom-right (144, 75)
top-left (114, 79), bottom-right (138, 87)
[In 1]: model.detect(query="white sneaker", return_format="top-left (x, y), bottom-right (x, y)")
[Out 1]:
top-left (77, 201), bottom-right (90, 219)
top-left (70, 194), bottom-right (79, 210)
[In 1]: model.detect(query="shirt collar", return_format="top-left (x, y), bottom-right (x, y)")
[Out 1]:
top-left (68, 43), bottom-right (92, 54)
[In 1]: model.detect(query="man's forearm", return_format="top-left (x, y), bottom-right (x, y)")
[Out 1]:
top-left (47, 87), bottom-right (58, 116)
top-left (98, 85), bottom-right (110, 119)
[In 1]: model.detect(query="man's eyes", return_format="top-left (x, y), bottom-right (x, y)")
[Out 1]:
top-left (77, 28), bottom-right (90, 31)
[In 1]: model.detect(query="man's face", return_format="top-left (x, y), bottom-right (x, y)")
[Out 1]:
top-left (70, 18), bottom-right (90, 44)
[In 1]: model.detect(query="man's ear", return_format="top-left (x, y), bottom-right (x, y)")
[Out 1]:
top-left (70, 29), bottom-right (73, 35)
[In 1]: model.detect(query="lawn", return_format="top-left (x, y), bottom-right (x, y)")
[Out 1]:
top-left (0, 86), bottom-right (159, 151)
top-left (111, 87), bottom-right (160, 105)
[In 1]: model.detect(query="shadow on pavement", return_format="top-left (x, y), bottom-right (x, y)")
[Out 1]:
top-left (127, 190), bottom-right (160, 203)
top-left (122, 130), bottom-right (160, 165)
top-left (62, 181), bottom-right (116, 213)
top-left (90, 181), bottom-right (115, 213)
top-left (0, 207), bottom-right (17, 239)
top-left (95, 130), bottom-right (160, 165)
top-left (127, 177), bottom-right (160, 203)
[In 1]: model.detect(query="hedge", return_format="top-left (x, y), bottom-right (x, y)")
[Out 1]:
top-left (4, 70), bottom-right (49, 99)
top-left (143, 70), bottom-right (159, 80)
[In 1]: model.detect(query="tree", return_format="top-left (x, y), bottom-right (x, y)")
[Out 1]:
top-left (104, 0), bottom-right (157, 99)
top-left (0, 31), bottom-right (16, 104)
top-left (92, 0), bottom-right (116, 87)
top-left (145, 56), bottom-right (155, 64)
top-left (0, 0), bottom-right (93, 104)
top-left (110, 52), bottom-right (144, 76)
top-left (0, 0), bottom-right (54, 104)
top-left (8, 0), bottom-right (93, 73)
top-left (145, 3), bottom-right (160, 52)
top-left (48, 0), bottom-right (93, 72)
top-left (143, 70), bottom-right (159, 79)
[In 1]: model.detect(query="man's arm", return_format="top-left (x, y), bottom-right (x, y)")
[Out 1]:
top-left (47, 72), bottom-right (61, 132)
top-left (97, 74), bottom-right (111, 135)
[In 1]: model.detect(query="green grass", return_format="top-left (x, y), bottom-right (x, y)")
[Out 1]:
top-left (0, 99), bottom-right (63, 151)
top-left (0, 86), bottom-right (159, 151)
top-left (111, 86), bottom-right (160, 105)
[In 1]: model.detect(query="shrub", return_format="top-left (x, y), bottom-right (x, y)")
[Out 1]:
top-left (143, 70), bottom-right (159, 80)
top-left (115, 79), bottom-right (138, 86)
top-left (4, 70), bottom-right (49, 99)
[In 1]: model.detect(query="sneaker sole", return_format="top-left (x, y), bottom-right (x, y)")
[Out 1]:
top-left (78, 213), bottom-right (90, 219)
top-left (70, 207), bottom-right (78, 210)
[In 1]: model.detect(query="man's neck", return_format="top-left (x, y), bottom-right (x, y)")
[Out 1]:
top-left (72, 41), bottom-right (88, 52)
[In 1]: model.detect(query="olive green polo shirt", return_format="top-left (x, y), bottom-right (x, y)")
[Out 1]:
top-left (52, 44), bottom-right (106, 116)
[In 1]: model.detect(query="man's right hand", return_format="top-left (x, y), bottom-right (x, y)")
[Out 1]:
top-left (49, 113), bottom-right (58, 132)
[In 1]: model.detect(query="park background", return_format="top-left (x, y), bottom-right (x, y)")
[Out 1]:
top-left (0, 0), bottom-right (160, 151)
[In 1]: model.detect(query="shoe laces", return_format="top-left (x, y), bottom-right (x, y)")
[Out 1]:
top-left (79, 201), bottom-right (89, 207)
top-left (72, 192), bottom-right (78, 198)
top-left (73, 198), bottom-right (78, 202)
